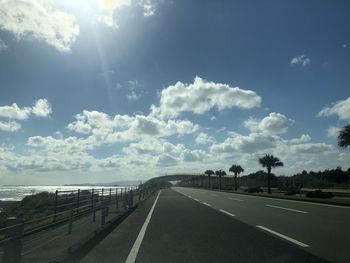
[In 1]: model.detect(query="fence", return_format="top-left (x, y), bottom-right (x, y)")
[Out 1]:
top-left (0, 185), bottom-right (156, 263)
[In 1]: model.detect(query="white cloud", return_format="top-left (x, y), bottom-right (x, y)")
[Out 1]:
top-left (156, 154), bottom-right (179, 167)
top-left (117, 80), bottom-right (143, 101)
top-left (152, 76), bottom-right (261, 118)
top-left (244, 112), bottom-right (293, 134)
top-left (98, 155), bottom-right (120, 168)
top-left (0, 103), bottom-right (32, 120)
top-left (0, 145), bottom-right (94, 173)
top-left (210, 132), bottom-right (277, 154)
top-left (210, 131), bottom-right (333, 157)
top-left (195, 132), bottom-right (215, 145)
top-left (127, 90), bottom-right (141, 101)
top-left (327, 126), bottom-right (340, 138)
top-left (0, 0), bottom-right (161, 53)
top-left (0, 39), bottom-right (7, 51)
top-left (290, 143), bottom-right (333, 154)
top-left (0, 99), bottom-right (52, 132)
top-left (181, 149), bottom-right (207, 162)
top-left (67, 110), bottom-right (198, 142)
top-left (139, 0), bottom-right (156, 16)
top-left (0, 121), bottom-right (21, 132)
top-left (318, 97), bottom-right (350, 120)
top-left (123, 138), bottom-right (163, 156)
top-left (123, 138), bottom-right (209, 167)
top-left (290, 54), bottom-right (311, 67)
top-left (31, 99), bottom-right (52, 117)
top-left (96, 14), bottom-right (118, 28)
top-left (216, 127), bottom-right (226, 133)
top-left (27, 135), bottom-right (93, 153)
top-left (0, 0), bottom-right (80, 52)
top-left (289, 134), bottom-right (312, 144)
top-left (93, 0), bottom-right (131, 28)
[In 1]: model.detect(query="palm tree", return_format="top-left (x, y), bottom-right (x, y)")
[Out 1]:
top-left (215, 170), bottom-right (226, 190)
top-left (229, 165), bottom-right (244, 191)
top-left (258, 154), bottom-right (283, 194)
top-left (338, 124), bottom-right (350, 149)
top-left (204, 170), bottom-right (214, 188)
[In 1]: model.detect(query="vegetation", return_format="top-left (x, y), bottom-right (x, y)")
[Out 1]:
top-left (215, 170), bottom-right (226, 190)
top-left (229, 165), bottom-right (244, 191)
top-left (259, 154), bottom-right (284, 194)
top-left (179, 165), bottom-right (349, 198)
top-left (204, 170), bottom-right (215, 188)
top-left (338, 124), bottom-right (350, 149)
top-left (0, 192), bottom-right (55, 229)
top-left (241, 167), bottom-right (350, 190)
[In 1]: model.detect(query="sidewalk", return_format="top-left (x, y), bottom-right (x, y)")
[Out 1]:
top-left (0, 192), bottom-right (144, 263)
top-left (80, 192), bottom-right (158, 263)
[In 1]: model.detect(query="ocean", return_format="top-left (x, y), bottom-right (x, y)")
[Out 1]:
top-left (0, 185), bottom-right (125, 201)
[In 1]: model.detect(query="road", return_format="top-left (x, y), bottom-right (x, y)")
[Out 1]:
top-left (173, 187), bottom-right (350, 263)
top-left (82, 187), bottom-right (348, 262)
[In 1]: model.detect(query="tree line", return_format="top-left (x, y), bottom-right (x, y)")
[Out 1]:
top-left (183, 124), bottom-right (350, 193)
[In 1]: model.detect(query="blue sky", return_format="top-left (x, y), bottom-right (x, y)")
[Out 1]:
top-left (0, 0), bottom-right (349, 185)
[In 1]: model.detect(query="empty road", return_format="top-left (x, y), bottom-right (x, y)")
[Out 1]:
top-left (82, 187), bottom-right (349, 262)
top-left (173, 187), bottom-right (350, 263)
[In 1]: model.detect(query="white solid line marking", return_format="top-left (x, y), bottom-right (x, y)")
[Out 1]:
top-left (228, 197), bottom-right (244, 202)
top-left (219, 209), bottom-right (236, 217)
top-left (193, 198), bottom-right (199, 201)
top-left (175, 187), bottom-right (350, 210)
top-left (266, 204), bottom-right (308, 214)
top-left (230, 192), bottom-right (350, 210)
top-left (125, 190), bottom-right (161, 263)
top-left (257, 225), bottom-right (309, 248)
top-left (203, 202), bottom-right (212, 207)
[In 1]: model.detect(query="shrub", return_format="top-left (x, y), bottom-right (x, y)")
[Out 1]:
top-left (245, 187), bottom-right (263, 193)
top-left (306, 190), bottom-right (334, 199)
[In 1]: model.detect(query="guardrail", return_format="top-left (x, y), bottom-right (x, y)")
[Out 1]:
top-left (0, 185), bottom-right (156, 263)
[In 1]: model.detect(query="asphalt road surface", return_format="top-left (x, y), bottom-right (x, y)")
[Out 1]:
top-left (82, 187), bottom-right (349, 262)
top-left (171, 187), bottom-right (350, 263)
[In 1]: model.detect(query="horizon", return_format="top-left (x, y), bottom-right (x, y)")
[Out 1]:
top-left (0, 0), bottom-right (350, 185)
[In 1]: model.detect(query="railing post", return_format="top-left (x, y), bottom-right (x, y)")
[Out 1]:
top-left (129, 190), bottom-right (134, 208)
top-left (109, 188), bottom-right (112, 205)
top-left (115, 188), bottom-right (119, 210)
top-left (92, 199), bottom-right (96, 222)
top-left (53, 190), bottom-right (58, 222)
top-left (101, 188), bottom-right (104, 202)
top-left (91, 188), bottom-right (94, 208)
top-left (123, 191), bottom-right (127, 211)
top-left (3, 217), bottom-right (23, 263)
top-left (101, 202), bottom-right (107, 226)
top-left (68, 209), bottom-right (74, 234)
top-left (76, 189), bottom-right (80, 214)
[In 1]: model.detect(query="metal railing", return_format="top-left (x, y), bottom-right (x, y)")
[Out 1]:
top-left (0, 185), bottom-right (156, 263)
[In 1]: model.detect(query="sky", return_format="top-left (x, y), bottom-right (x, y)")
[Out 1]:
top-left (0, 0), bottom-right (350, 185)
